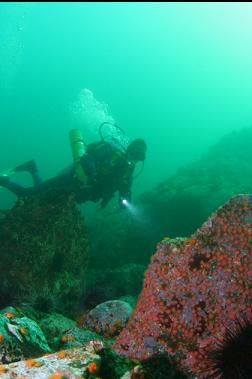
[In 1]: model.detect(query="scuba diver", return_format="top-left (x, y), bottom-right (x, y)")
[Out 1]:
top-left (0, 123), bottom-right (147, 209)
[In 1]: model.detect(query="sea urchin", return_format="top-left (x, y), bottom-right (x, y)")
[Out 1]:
top-left (206, 313), bottom-right (252, 379)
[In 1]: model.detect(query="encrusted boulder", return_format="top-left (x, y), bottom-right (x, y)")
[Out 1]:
top-left (0, 341), bottom-right (140, 379)
top-left (114, 195), bottom-right (252, 378)
top-left (84, 300), bottom-right (133, 338)
top-left (0, 190), bottom-right (89, 316)
top-left (0, 346), bottom-right (101, 378)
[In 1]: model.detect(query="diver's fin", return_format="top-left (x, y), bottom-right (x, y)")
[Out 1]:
top-left (13, 159), bottom-right (38, 174)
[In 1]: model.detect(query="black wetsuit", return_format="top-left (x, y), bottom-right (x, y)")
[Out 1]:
top-left (0, 141), bottom-right (135, 206)
top-left (83, 141), bottom-right (134, 206)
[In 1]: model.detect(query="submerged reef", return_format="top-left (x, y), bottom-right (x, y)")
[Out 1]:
top-left (0, 190), bottom-right (89, 316)
top-left (114, 194), bottom-right (252, 378)
top-left (0, 303), bottom-right (186, 378)
top-left (141, 127), bottom-right (252, 239)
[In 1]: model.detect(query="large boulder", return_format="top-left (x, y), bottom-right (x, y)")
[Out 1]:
top-left (0, 342), bottom-right (141, 379)
top-left (141, 127), bottom-right (252, 239)
top-left (84, 300), bottom-right (133, 338)
top-left (0, 190), bottom-right (89, 317)
top-left (0, 346), bottom-right (101, 379)
top-left (114, 195), bottom-right (252, 378)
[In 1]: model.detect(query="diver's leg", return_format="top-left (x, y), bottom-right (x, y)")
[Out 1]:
top-left (29, 169), bottom-right (42, 186)
top-left (0, 176), bottom-right (35, 197)
top-left (0, 165), bottom-right (76, 197)
top-left (14, 160), bottom-right (42, 185)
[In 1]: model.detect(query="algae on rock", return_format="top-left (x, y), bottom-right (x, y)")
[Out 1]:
top-left (0, 190), bottom-right (90, 317)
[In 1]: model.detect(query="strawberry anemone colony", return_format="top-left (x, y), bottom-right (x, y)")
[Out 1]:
top-left (113, 195), bottom-right (252, 378)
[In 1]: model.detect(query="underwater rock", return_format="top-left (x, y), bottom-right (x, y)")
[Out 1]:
top-left (0, 340), bottom-right (139, 379)
top-left (39, 312), bottom-right (77, 347)
top-left (54, 326), bottom-right (104, 352)
top-left (16, 303), bottom-right (44, 322)
top-left (0, 190), bottom-right (89, 316)
top-left (0, 307), bottom-right (51, 364)
top-left (113, 195), bottom-right (252, 378)
top-left (121, 372), bottom-right (131, 379)
top-left (0, 346), bottom-right (101, 378)
top-left (39, 312), bottom-right (77, 338)
top-left (83, 300), bottom-right (133, 338)
top-left (141, 126), bottom-right (252, 239)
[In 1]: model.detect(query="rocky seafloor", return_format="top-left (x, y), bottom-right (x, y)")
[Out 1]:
top-left (1, 186), bottom-right (252, 377)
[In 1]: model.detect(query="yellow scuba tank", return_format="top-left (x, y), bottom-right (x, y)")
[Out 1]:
top-left (69, 128), bottom-right (87, 182)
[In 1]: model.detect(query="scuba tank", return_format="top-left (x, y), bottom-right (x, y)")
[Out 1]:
top-left (69, 128), bottom-right (87, 182)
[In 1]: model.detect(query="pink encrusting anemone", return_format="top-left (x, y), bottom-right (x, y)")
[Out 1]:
top-left (113, 195), bottom-right (252, 378)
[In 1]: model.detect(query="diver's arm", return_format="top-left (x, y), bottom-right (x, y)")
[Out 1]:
top-left (80, 153), bottom-right (97, 183)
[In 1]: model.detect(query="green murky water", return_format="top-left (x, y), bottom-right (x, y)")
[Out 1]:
top-left (1, 2), bottom-right (252, 209)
